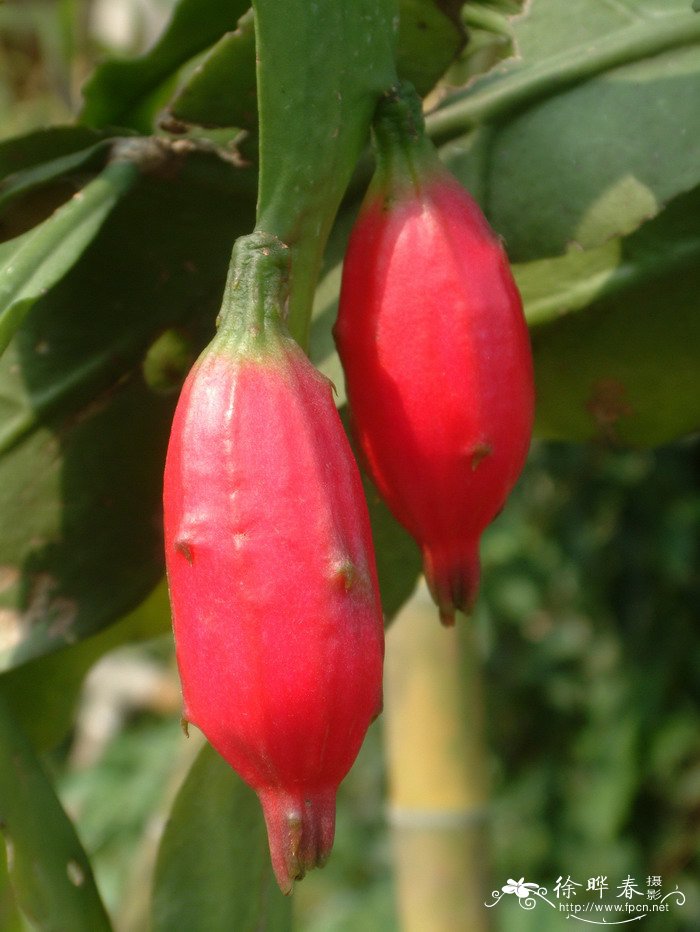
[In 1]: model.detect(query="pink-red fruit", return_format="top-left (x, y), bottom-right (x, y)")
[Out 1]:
top-left (164, 234), bottom-right (384, 893)
top-left (335, 84), bottom-right (534, 624)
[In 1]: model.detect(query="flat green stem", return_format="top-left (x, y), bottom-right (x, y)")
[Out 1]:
top-left (427, 11), bottom-right (700, 143)
top-left (251, 0), bottom-right (398, 347)
top-left (0, 158), bottom-right (138, 356)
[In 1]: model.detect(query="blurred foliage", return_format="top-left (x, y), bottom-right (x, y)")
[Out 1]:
top-left (482, 439), bottom-right (700, 931)
top-left (0, 0), bottom-right (179, 140)
top-left (26, 437), bottom-right (697, 931)
top-left (0, 1), bottom-right (75, 138)
top-left (308, 438), bottom-right (700, 929)
top-left (0, 1), bottom-right (699, 931)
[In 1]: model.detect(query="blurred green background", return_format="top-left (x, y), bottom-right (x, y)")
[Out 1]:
top-left (1, 2), bottom-right (698, 930)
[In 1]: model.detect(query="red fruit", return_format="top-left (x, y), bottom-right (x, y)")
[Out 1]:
top-left (164, 233), bottom-right (384, 893)
top-left (334, 84), bottom-right (534, 624)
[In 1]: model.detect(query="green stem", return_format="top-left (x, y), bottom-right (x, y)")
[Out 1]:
top-left (250, 0), bottom-right (397, 348)
top-left (427, 11), bottom-right (700, 144)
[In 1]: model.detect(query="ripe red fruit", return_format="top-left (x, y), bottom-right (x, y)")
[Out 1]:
top-left (164, 234), bottom-right (384, 893)
top-left (334, 84), bottom-right (534, 624)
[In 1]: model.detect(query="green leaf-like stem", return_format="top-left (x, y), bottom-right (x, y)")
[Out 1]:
top-left (0, 159), bottom-right (138, 356)
top-left (428, 7), bottom-right (700, 143)
top-left (252, 0), bottom-right (397, 346)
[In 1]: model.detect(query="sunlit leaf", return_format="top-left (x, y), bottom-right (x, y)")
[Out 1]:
top-left (521, 186), bottom-right (700, 445)
top-left (430, 0), bottom-right (700, 259)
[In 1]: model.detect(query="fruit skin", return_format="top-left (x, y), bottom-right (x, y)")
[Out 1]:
top-left (334, 85), bottom-right (534, 624)
top-left (163, 233), bottom-right (384, 893)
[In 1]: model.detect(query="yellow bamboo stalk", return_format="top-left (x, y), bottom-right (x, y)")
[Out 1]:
top-left (384, 581), bottom-right (491, 932)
